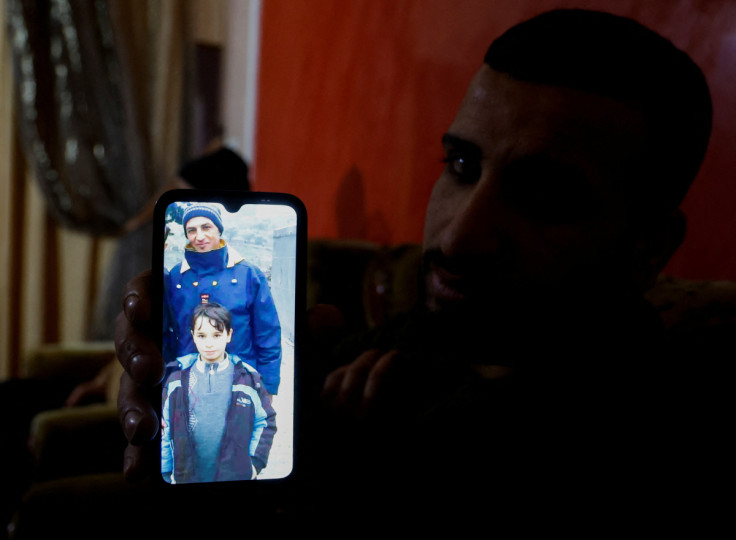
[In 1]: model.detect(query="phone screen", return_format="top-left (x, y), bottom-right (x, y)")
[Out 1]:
top-left (154, 190), bottom-right (305, 485)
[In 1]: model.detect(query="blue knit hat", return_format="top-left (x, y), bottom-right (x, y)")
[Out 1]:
top-left (181, 203), bottom-right (224, 234)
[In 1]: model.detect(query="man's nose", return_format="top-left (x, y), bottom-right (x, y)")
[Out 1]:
top-left (440, 181), bottom-right (505, 258)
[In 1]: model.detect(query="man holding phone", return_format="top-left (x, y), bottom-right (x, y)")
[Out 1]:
top-left (165, 203), bottom-right (282, 396)
top-left (114, 7), bottom-right (718, 532)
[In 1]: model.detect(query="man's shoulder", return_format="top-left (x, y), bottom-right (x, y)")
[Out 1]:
top-left (229, 258), bottom-right (267, 283)
top-left (231, 260), bottom-right (260, 271)
top-left (167, 262), bottom-right (185, 280)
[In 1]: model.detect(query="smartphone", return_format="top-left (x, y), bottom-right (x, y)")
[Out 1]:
top-left (152, 189), bottom-right (306, 486)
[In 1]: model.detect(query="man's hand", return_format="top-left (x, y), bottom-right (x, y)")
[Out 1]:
top-left (114, 270), bottom-right (399, 479)
top-left (115, 269), bottom-right (164, 481)
top-left (305, 303), bottom-right (401, 419)
top-left (321, 349), bottom-right (399, 419)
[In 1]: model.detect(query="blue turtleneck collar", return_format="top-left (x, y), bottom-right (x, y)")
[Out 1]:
top-left (184, 244), bottom-right (228, 275)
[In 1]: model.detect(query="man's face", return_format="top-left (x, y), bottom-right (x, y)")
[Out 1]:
top-left (423, 66), bottom-right (649, 315)
top-left (191, 316), bottom-right (233, 363)
top-left (185, 216), bottom-right (221, 253)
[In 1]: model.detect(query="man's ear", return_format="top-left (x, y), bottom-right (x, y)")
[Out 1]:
top-left (631, 209), bottom-right (686, 292)
top-left (227, 328), bottom-right (233, 343)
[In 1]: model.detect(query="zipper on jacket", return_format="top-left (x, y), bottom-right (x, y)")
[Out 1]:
top-left (208, 363), bottom-right (216, 393)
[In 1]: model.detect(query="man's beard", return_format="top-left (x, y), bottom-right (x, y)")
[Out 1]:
top-left (417, 247), bottom-right (637, 366)
top-left (421, 248), bottom-right (543, 319)
top-left (418, 249), bottom-right (544, 365)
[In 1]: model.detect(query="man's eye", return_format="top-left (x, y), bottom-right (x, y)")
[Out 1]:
top-left (186, 229), bottom-right (195, 235)
top-left (442, 154), bottom-right (481, 184)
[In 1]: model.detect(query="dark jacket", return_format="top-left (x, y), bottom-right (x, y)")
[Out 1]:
top-left (161, 354), bottom-right (277, 483)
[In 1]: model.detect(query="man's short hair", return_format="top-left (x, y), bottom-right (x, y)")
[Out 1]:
top-left (190, 302), bottom-right (233, 333)
top-left (484, 9), bottom-right (712, 214)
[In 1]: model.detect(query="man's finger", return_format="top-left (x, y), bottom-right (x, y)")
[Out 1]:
top-left (322, 350), bottom-right (384, 415)
top-left (361, 350), bottom-right (400, 407)
top-left (118, 371), bottom-right (159, 446)
top-left (122, 440), bottom-right (159, 484)
top-left (123, 443), bottom-right (145, 482)
top-left (321, 364), bottom-right (348, 402)
top-left (115, 311), bottom-right (164, 387)
top-left (339, 350), bottom-right (381, 395)
top-left (121, 269), bottom-right (153, 331)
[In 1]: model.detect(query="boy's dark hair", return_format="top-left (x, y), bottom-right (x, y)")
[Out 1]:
top-left (190, 302), bottom-right (233, 333)
top-left (484, 9), bottom-right (712, 214)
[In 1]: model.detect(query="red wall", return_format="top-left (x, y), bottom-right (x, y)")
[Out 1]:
top-left (255, 0), bottom-right (736, 280)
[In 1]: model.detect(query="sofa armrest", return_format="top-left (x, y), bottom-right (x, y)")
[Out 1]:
top-left (29, 404), bottom-right (125, 481)
top-left (22, 341), bottom-right (116, 384)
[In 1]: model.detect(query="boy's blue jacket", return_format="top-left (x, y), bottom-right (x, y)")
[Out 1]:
top-left (164, 243), bottom-right (282, 394)
top-left (161, 354), bottom-right (277, 483)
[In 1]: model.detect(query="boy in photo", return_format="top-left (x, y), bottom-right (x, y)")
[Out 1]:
top-left (161, 302), bottom-right (277, 483)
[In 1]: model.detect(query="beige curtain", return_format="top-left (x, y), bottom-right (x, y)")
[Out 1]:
top-left (1, 0), bottom-right (191, 374)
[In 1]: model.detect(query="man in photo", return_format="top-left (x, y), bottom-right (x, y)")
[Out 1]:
top-left (164, 203), bottom-right (283, 396)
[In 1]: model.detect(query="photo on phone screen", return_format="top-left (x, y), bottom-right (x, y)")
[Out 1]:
top-left (156, 192), bottom-right (303, 485)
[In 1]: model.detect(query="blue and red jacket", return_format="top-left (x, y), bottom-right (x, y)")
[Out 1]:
top-left (164, 242), bottom-right (282, 394)
top-left (161, 354), bottom-right (277, 483)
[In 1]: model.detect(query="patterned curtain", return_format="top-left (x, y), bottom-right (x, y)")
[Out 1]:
top-left (5, 0), bottom-right (189, 338)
